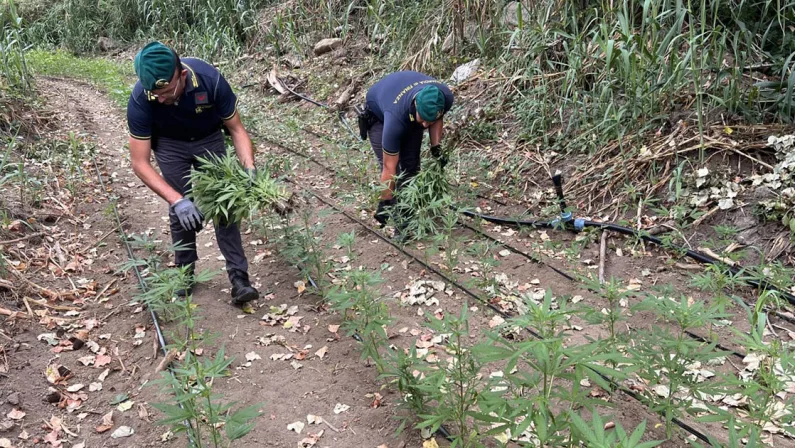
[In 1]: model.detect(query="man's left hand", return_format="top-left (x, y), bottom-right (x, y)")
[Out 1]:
top-left (430, 145), bottom-right (448, 168)
top-left (245, 167), bottom-right (257, 187)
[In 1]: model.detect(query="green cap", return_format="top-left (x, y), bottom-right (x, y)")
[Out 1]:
top-left (415, 85), bottom-right (445, 121)
top-left (134, 42), bottom-right (177, 91)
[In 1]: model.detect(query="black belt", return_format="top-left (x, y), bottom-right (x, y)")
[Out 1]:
top-left (152, 126), bottom-right (223, 148)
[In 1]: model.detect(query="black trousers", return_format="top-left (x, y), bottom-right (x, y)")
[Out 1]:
top-left (153, 132), bottom-right (249, 275)
top-left (368, 121), bottom-right (423, 189)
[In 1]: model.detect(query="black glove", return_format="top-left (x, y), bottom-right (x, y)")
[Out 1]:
top-left (430, 144), bottom-right (448, 168)
top-left (171, 198), bottom-right (204, 232)
top-left (374, 199), bottom-right (395, 228)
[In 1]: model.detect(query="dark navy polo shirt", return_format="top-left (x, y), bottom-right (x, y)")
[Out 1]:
top-left (127, 58), bottom-right (238, 143)
top-left (365, 71), bottom-right (454, 156)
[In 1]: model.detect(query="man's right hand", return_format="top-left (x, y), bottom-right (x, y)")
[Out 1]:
top-left (374, 199), bottom-right (395, 228)
top-left (171, 198), bottom-right (204, 232)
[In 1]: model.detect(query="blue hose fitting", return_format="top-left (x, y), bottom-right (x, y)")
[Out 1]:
top-left (574, 218), bottom-right (585, 231)
top-left (560, 211), bottom-right (573, 223)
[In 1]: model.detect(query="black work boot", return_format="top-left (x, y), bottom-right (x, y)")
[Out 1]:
top-left (175, 263), bottom-right (195, 298)
top-left (229, 269), bottom-right (259, 305)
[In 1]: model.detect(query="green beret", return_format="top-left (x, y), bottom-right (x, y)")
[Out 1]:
top-left (415, 85), bottom-right (445, 121)
top-left (134, 42), bottom-right (177, 91)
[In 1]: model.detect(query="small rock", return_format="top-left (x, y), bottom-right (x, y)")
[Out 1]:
top-left (283, 54), bottom-right (302, 69)
top-left (752, 186), bottom-right (777, 201)
top-left (97, 36), bottom-right (116, 52)
top-left (313, 38), bottom-right (343, 56)
top-left (6, 393), bottom-right (19, 406)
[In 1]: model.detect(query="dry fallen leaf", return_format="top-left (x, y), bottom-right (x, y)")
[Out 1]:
top-left (423, 439), bottom-right (440, 448)
top-left (298, 430), bottom-right (324, 448)
top-left (110, 426), bottom-right (133, 438)
top-left (294, 280), bottom-right (306, 294)
top-left (94, 354), bottom-right (112, 368)
top-left (95, 411), bottom-right (113, 433)
top-left (314, 346), bottom-right (328, 359)
top-left (488, 315), bottom-right (505, 328)
top-left (43, 429), bottom-right (61, 446)
top-left (245, 352), bottom-right (261, 362)
top-left (333, 403), bottom-right (349, 414)
top-left (6, 409), bottom-right (25, 420)
top-left (117, 400), bottom-right (134, 412)
top-left (327, 324), bottom-right (340, 333)
top-left (287, 421), bottom-right (305, 434)
top-left (307, 414), bottom-right (322, 425)
top-left (0, 438), bottom-right (11, 448)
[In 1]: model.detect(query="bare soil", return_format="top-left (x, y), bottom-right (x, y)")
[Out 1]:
top-left (3, 61), bottom-right (795, 448)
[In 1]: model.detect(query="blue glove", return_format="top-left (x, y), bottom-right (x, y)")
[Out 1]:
top-left (170, 198), bottom-right (203, 232)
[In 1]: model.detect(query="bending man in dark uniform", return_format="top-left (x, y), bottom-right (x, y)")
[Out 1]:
top-left (362, 71), bottom-right (454, 227)
top-left (126, 41), bottom-right (258, 305)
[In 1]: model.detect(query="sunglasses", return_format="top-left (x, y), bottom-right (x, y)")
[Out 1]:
top-left (147, 77), bottom-right (181, 101)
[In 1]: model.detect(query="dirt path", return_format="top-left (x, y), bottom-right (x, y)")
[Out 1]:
top-left (29, 77), bottom-right (422, 448)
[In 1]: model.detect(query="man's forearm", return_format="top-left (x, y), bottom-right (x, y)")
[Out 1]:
top-left (132, 160), bottom-right (183, 205)
top-left (429, 119), bottom-right (444, 146)
top-left (379, 169), bottom-right (396, 200)
top-left (230, 129), bottom-right (255, 169)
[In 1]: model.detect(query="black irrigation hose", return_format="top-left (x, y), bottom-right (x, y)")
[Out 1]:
top-left (90, 155), bottom-right (198, 446)
top-left (298, 184), bottom-right (716, 445)
top-left (470, 211), bottom-right (795, 326)
top-left (279, 81), bottom-right (361, 141)
top-left (457, 220), bottom-right (749, 360)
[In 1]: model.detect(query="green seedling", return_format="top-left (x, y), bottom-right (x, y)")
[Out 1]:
top-left (326, 267), bottom-right (392, 372)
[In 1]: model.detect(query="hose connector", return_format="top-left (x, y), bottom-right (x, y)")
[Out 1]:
top-left (574, 218), bottom-right (585, 231)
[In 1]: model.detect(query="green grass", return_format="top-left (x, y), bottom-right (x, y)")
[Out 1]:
top-left (26, 49), bottom-right (134, 106)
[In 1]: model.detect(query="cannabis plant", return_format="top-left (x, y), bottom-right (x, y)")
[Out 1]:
top-left (141, 257), bottom-right (260, 446)
top-left (632, 295), bottom-right (729, 437)
top-left (190, 149), bottom-right (291, 224)
top-left (393, 157), bottom-right (457, 241)
top-left (326, 267), bottom-right (392, 372)
top-left (416, 305), bottom-right (486, 448)
top-left (570, 413), bottom-right (663, 448)
top-left (474, 292), bottom-right (626, 446)
top-left (279, 207), bottom-right (333, 295)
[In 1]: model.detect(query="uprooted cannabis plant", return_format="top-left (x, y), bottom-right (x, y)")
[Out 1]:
top-left (393, 153), bottom-right (459, 241)
top-left (190, 149), bottom-right (292, 224)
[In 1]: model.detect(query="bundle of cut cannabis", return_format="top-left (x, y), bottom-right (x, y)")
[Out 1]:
top-left (190, 149), bottom-right (291, 224)
top-left (393, 156), bottom-right (456, 240)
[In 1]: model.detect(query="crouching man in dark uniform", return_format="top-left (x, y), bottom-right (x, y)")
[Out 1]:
top-left (361, 71), bottom-right (454, 228)
top-left (126, 41), bottom-right (259, 305)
